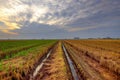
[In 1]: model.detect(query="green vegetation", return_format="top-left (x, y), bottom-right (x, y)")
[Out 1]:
top-left (0, 40), bottom-right (57, 80)
top-left (0, 40), bottom-right (56, 60)
top-left (0, 39), bottom-right (119, 80)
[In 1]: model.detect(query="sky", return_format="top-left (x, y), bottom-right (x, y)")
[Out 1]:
top-left (0, 0), bottom-right (120, 39)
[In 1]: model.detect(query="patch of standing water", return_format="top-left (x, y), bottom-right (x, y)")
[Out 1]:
top-left (62, 45), bottom-right (79, 80)
top-left (30, 50), bottom-right (52, 80)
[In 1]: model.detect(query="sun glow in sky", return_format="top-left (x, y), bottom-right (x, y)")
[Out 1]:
top-left (0, 0), bottom-right (120, 39)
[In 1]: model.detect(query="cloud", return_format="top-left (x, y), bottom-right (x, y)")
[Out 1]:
top-left (67, 26), bottom-right (98, 32)
top-left (0, 0), bottom-right (29, 34)
top-left (67, 16), bottom-right (120, 32)
top-left (0, 0), bottom-right (120, 35)
top-left (1, 30), bottom-right (18, 35)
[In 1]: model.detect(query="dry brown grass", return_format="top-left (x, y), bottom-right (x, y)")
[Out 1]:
top-left (64, 40), bottom-right (120, 75)
top-left (0, 43), bottom-right (55, 80)
top-left (36, 42), bottom-right (69, 80)
top-left (64, 42), bottom-right (119, 80)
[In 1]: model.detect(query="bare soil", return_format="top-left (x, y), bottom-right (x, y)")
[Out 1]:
top-left (66, 42), bottom-right (120, 80)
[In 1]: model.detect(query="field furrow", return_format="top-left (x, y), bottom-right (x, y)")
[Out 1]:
top-left (0, 40), bottom-right (57, 80)
top-left (34, 42), bottom-right (69, 80)
top-left (0, 39), bottom-right (119, 80)
top-left (64, 40), bottom-right (120, 80)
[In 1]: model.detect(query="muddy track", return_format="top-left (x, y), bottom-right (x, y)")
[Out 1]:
top-left (28, 42), bottom-right (83, 80)
top-left (64, 42), bottom-right (120, 80)
top-left (25, 42), bottom-right (57, 80)
top-left (62, 44), bottom-right (82, 80)
top-left (28, 42), bottom-right (69, 80)
top-left (26, 41), bottom-right (120, 80)
top-left (35, 42), bottom-right (70, 80)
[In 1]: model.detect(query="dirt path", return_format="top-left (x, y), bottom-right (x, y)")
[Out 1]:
top-left (35, 42), bottom-right (69, 80)
top-left (66, 43), bottom-right (120, 80)
top-left (82, 53), bottom-right (120, 80)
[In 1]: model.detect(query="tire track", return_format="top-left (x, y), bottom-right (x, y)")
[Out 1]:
top-left (62, 44), bottom-right (82, 80)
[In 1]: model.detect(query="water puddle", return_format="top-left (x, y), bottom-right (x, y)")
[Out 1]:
top-left (30, 50), bottom-right (52, 80)
top-left (62, 45), bottom-right (79, 80)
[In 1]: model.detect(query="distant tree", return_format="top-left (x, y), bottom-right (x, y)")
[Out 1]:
top-left (88, 38), bottom-right (93, 39)
top-left (74, 37), bottom-right (79, 40)
top-left (103, 37), bottom-right (112, 39)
